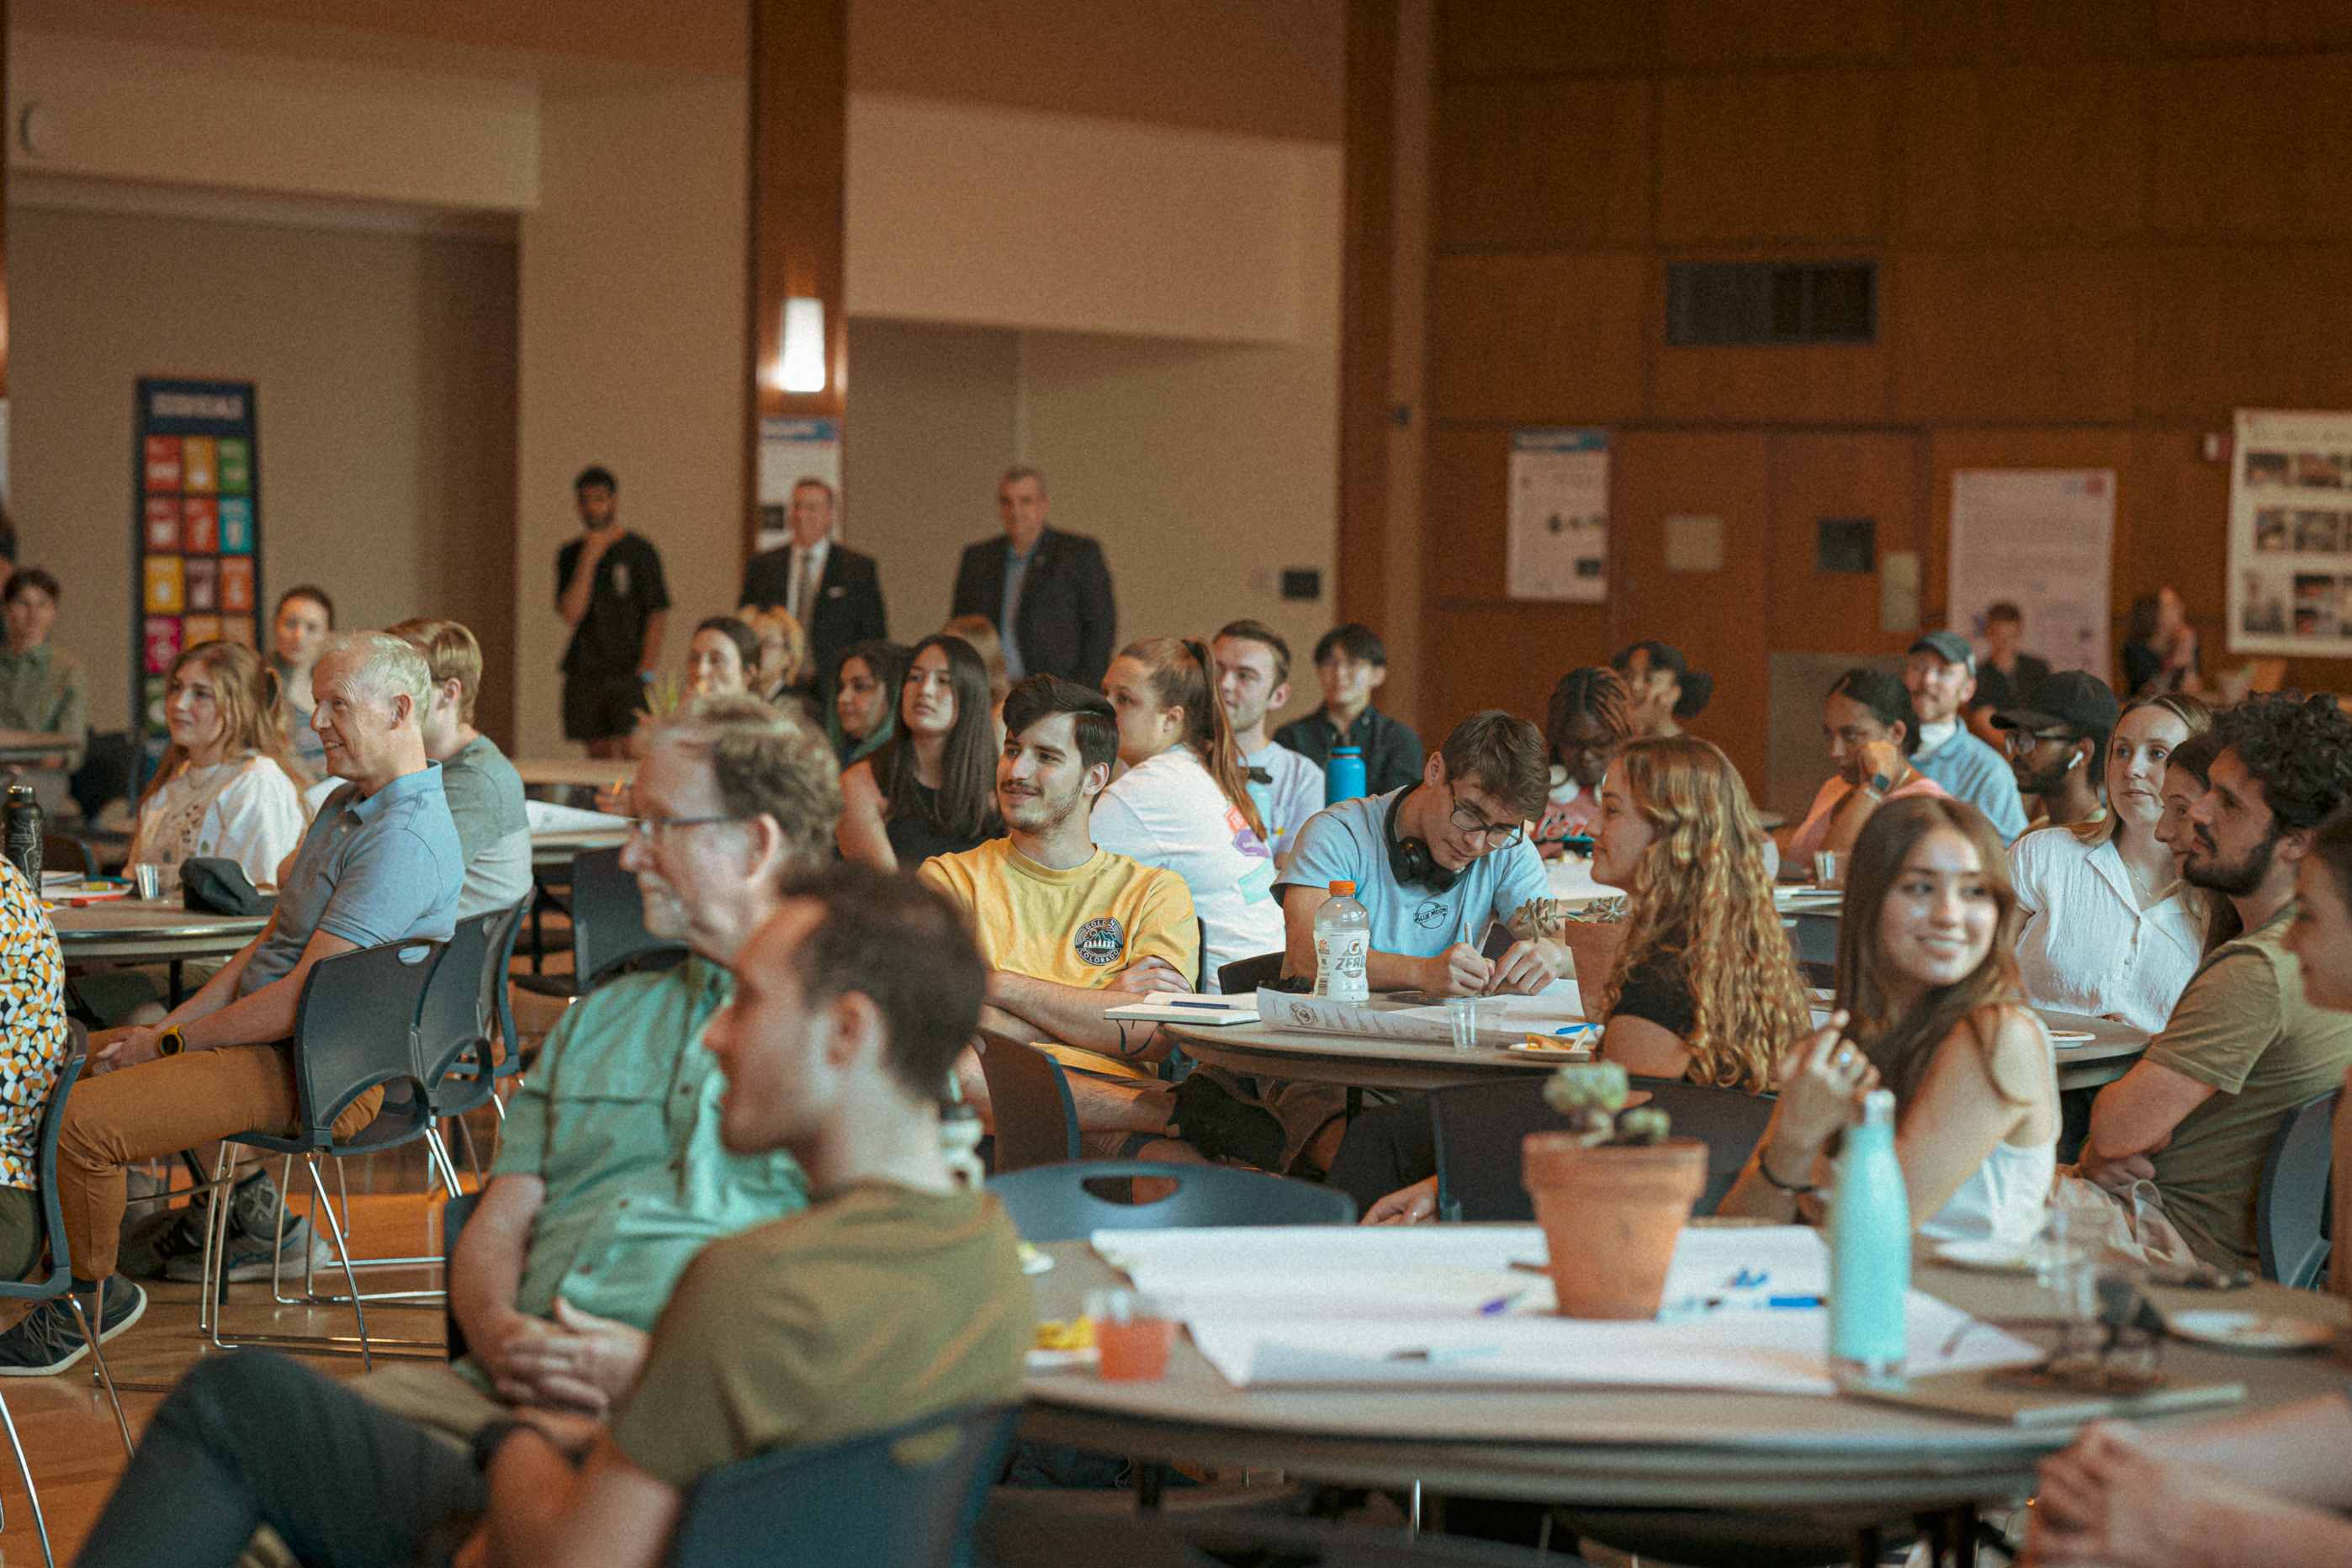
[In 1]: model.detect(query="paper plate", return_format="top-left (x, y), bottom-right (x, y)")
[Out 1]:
top-left (2047, 1030), bottom-right (2097, 1043)
top-left (2165, 1311), bottom-right (2336, 1353)
top-left (1932, 1239), bottom-right (2040, 1274)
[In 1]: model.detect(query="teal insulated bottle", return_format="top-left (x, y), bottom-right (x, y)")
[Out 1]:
top-left (1830, 1088), bottom-right (1909, 1380)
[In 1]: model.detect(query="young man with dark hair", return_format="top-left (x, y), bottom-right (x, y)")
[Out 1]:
top-left (388, 617), bottom-right (533, 920)
top-left (2079, 692), bottom-right (2352, 1272)
top-left (1904, 630), bottom-right (2027, 842)
top-left (1991, 668), bottom-right (2119, 832)
top-left (1212, 619), bottom-right (1324, 866)
top-left (1277, 710), bottom-right (1562, 999)
top-left (68, 863), bottom-right (1030, 1568)
top-left (558, 465), bottom-right (670, 760)
top-left (920, 675), bottom-right (1199, 1156)
top-left (1969, 601), bottom-right (2050, 718)
top-left (738, 478), bottom-right (887, 705)
top-left (1271, 622), bottom-right (1424, 795)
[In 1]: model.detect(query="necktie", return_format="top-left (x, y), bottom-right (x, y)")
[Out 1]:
top-left (792, 550), bottom-right (814, 628)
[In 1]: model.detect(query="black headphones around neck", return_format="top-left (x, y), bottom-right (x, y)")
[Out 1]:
top-left (1384, 783), bottom-right (1459, 893)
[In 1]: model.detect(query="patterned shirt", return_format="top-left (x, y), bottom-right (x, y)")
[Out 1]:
top-left (0, 860), bottom-right (69, 1190)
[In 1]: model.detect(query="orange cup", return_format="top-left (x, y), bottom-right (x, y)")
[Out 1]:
top-left (1095, 1316), bottom-right (1176, 1381)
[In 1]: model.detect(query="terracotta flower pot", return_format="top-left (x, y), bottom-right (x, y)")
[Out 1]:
top-left (1522, 1133), bottom-right (1708, 1320)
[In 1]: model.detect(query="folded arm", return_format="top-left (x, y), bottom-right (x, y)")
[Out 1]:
top-left (2079, 1059), bottom-right (2217, 1191)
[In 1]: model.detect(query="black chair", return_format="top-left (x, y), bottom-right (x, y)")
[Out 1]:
top-left (0, 1036), bottom-right (135, 1568)
top-left (37, 835), bottom-right (93, 881)
top-left (419, 898), bottom-right (533, 1157)
top-left (1429, 1075), bottom-right (1775, 1222)
top-left (2258, 1089), bottom-right (2338, 1289)
top-left (975, 1035), bottom-right (1078, 1173)
top-left (988, 1159), bottom-right (1355, 1242)
top-left (665, 1401), bottom-right (1021, 1568)
top-left (515, 846), bottom-right (686, 999)
top-left (200, 939), bottom-right (447, 1369)
top-left (1784, 912), bottom-right (1838, 989)
top-left (442, 1189), bottom-right (478, 1360)
top-left (67, 731), bottom-right (135, 825)
top-left (1216, 951), bottom-right (1285, 996)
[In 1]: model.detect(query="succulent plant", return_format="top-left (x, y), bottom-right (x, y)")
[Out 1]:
top-left (1543, 1061), bottom-right (1671, 1147)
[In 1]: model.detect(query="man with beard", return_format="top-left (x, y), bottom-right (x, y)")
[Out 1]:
top-left (2078, 692), bottom-right (2352, 1272)
top-left (1904, 631), bottom-right (2028, 842)
top-left (922, 675), bottom-right (1200, 1157)
top-left (331, 694), bottom-right (836, 1444)
top-left (1990, 668), bottom-right (2119, 832)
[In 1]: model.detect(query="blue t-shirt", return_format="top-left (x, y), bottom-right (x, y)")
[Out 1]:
top-left (239, 761), bottom-right (466, 998)
top-left (1914, 725), bottom-right (2028, 844)
top-left (1277, 787), bottom-right (1550, 958)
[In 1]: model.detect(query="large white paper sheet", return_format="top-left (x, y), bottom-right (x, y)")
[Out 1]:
top-left (1092, 1225), bottom-right (2036, 1393)
top-left (1255, 988), bottom-right (1584, 1046)
top-left (525, 800), bottom-right (631, 834)
top-left (1947, 469), bottom-right (2116, 685)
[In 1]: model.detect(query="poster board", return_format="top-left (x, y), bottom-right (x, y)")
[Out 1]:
top-left (755, 416), bottom-right (840, 553)
top-left (1946, 469), bottom-right (2114, 683)
top-left (133, 379), bottom-right (260, 773)
top-left (2228, 409), bottom-right (2352, 654)
top-left (1507, 428), bottom-right (1608, 601)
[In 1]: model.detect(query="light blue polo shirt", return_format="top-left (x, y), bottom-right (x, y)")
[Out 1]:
top-left (238, 761), bottom-right (465, 997)
top-left (1277, 787), bottom-right (1550, 958)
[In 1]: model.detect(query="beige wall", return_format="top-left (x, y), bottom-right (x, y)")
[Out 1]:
top-left (8, 203), bottom-right (519, 741)
top-left (511, 77), bottom-right (748, 758)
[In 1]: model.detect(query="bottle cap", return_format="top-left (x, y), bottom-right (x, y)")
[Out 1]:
top-left (1329, 880), bottom-right (1355, 897)
top-left (1332, 746), bottom-right (1361, 757)
top-left (1862, 1088), bottom-right (1895, 1123)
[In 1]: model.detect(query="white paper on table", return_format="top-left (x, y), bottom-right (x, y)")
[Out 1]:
top-left (525, 800), bottom-right (632, 834)
top-left (1091, 1224), bottom-right (2037, 1394)
top-left (1258, 988), bottom-right (1583, 1046)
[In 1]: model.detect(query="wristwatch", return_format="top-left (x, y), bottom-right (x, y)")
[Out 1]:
top-left (156, 1025), bottom-right (186, 1058)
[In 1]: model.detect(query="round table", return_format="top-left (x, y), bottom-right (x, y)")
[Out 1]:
top-left (48, 899), bottom-right (268, 962)
top-left (2042, 1007), bottom-right (2151, 1093)
top-left (530, 827), bottom-right (628, 871)
top-left (514, 758), bottom-right (635, 790)
top-left (1021, 1237), bottom-right (2352, 1515)
top-left (1170, 1016), bottom-right (1560, 1094)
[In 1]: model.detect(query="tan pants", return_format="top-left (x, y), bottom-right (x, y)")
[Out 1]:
top-left (59, 1043), bottom-right (382, 1280)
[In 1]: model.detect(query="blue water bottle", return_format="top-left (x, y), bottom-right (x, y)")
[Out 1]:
top-left (1326, 746), bottom-right (1367, 806)
top-left (1830, 1088), bottom-right (1910, 1382)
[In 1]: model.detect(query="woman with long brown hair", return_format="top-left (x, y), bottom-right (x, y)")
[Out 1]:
top-left (128, 641), bottom-right (310, 893)
top-left (1094, 635), bottom-right (1279, 983)
top-left (2009, 691), bottom-right (2212, 1032)
top-left (836, 634), bottom-right (1004, 873)
top-left (1348, 736), bottom-right (1804, 1221)
top-left (1720, 796), bottom-right (2058, 1245)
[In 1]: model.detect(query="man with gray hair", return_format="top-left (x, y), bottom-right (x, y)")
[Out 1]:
top-left (0, 632), bottom-right (464, 1373)
top-left (324, 692), bottom-right (838, 1444)
top-left (949, 465), bottom-right (1117, 687)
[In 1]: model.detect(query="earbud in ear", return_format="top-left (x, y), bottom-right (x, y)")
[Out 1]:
top-left (2065, 752), bottom-right (2083, 771)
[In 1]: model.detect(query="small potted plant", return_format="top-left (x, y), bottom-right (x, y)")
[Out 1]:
top-left (1522, 1062), bottom-right (1708, 1319)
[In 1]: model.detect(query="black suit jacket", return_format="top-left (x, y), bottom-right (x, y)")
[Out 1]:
top-left (739, 543), bottom-right (888, 702)
top-left (949, 527), bottom-right (1117, 689)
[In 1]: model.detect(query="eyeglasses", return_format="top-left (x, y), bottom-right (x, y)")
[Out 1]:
top-left (2000, 728), bottom-right (2074, 758)
top-left (1447, 786), bottom-right (1523, 848)
top-left (625, 813), bottom-right (749, 844)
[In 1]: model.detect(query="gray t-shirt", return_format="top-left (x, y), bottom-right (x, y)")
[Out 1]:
top-left (239, 762), bottom-right (465, 997)
top-left (440, 735), bottom-right (533, 919)
top-left (1276, 787), bottom-right (1550, 958)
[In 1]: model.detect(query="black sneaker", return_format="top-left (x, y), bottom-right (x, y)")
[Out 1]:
top-left (0, 1279), bottom-right (146, 1376)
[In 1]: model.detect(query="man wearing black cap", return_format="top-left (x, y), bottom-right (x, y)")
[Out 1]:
top-left (1905, 631), bottom-right (2028, 842)
top-left (1991, 669), bottom-right (2121, 833)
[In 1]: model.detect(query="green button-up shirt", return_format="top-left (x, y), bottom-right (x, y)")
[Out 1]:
top-left (0, 643), bottom-right (87, 773)
top-left (488, 954), bottom-right (808, 1327)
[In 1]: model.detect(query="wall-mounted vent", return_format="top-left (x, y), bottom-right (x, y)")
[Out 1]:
top-left (1666, 262), bottom-right (1876, 347)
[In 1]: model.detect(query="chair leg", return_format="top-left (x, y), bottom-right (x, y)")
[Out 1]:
top-left (0, 1385), bottom-right (56, 1568)
top-left (199, 1144), bottom-right (239, 1343)
top-left (305, 1157), bottom-right (373, 1373)
top-left (65, 1295), bottom-right (135, 1459)
top-left (456, 1114), bottom-right (485, 1183)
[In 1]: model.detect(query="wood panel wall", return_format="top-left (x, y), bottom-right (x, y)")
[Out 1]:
top-left (1414, 0), bottom-right (2352, 792)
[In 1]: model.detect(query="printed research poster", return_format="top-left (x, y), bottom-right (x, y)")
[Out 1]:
top-left (2229, 408), bottom-right (2352, 654)
top-left (1947, 469), bottom-right (2114, 684)
top-left (1507, 428), bottom-right (1608, 602)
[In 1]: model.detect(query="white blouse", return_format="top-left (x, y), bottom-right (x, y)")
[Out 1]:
top-left (128, 755), bottom-right (310, 893)
top-left (1090, 746), bottom-right (1283, 989)
top-left (2007, 827), bottom-right (2203, 1036)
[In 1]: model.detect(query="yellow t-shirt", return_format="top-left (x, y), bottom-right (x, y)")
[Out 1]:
top-left (920, 838), bottom-right (1200, 1080)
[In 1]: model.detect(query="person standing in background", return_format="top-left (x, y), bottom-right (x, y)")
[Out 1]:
top-left (2123, 587), bottom-right (2209, 701)
top-left (556, 466), bottom-right (669, 761)
top-left (737, 479), bottom-right (886, 707)
top-left (950, 467), bottom-right (1116, 689)
top-left (1212, 620), bottom-right (1323, 868)
top-left (268, 585), bottom-right (335, 781)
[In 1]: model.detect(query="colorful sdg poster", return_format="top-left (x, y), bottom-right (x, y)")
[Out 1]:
top-left (134, 379), bottom-right (257, 781)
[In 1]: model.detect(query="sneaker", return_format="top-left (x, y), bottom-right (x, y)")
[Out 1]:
top-left (166, 1215), bottom-right (326, 1284)
top-left (227, 1166), bottom-right (289, 1242)
top-left (0, 1280), bottom-right (146, 1376)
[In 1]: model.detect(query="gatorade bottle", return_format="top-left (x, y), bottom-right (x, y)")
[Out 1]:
top-left (1313, 881), bottom-right (1370, 1003)
top-left (1830, 1087), bottom-right (1910, 1381)
top-left (1325, 746), bottom-right (1367, 806)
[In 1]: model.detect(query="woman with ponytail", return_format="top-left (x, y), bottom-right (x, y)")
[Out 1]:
top-left (128, 641), bottom-right (310, 894)
top-left (1095, 636), bottom-right (1282, 984)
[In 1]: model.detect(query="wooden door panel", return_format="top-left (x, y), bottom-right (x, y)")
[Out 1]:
top-left (1766, 432), bottom-right (1925, 656)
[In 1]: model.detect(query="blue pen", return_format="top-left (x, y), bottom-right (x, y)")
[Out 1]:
top-left (1477, 1291), bottom-right (1524, 1315)
top-left (1162, 999), bottom-right (1236, 1009)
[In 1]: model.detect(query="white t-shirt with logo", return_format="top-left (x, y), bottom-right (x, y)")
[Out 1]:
top-left (1091, 746), bottom-right (1283, 990)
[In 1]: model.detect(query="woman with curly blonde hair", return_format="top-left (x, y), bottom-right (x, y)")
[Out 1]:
top-left (1588, 735), bottom-right (1810, 1094)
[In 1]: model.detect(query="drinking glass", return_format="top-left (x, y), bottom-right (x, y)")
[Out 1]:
top-left (1086, 1289), bottom-right (1176, 1382)
top-left (1813, 851), bottom-right (1841, 889)
top-left (132, 864), bottom-right (162, 902)
top-left (1444, 996), bottom-right (1478, 1051)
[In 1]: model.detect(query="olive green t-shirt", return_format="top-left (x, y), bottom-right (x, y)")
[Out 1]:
top-left (2145, 905), bottom-right (2352, 1272)
top-left (607, 1180), bottom-right (1031, 1489)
